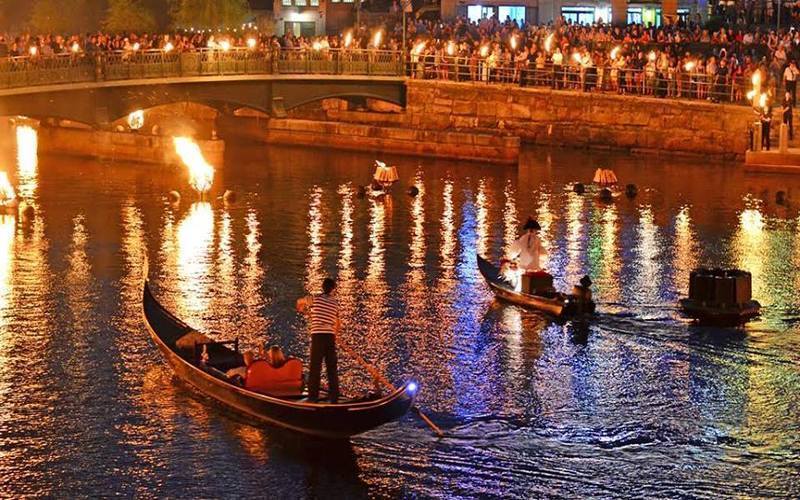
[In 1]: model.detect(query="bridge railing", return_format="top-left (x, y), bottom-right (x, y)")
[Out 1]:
top-left (0, 53), bottom-right (95, 88)
top-left (0, 48), bottom-right (405, 90)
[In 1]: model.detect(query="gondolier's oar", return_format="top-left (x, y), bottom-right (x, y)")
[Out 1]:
top-left (338, 343), bottom-right (444, 438)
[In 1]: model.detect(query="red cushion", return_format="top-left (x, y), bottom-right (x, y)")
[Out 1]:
top-left (245, 358), bottom-right (303, 396)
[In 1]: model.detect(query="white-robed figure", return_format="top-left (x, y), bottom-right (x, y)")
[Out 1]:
top-left (504, 217), bottom-right (547, 291)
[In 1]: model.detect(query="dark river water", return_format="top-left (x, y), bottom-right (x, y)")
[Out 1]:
top-left (0, 123), bottom-right (799, 498)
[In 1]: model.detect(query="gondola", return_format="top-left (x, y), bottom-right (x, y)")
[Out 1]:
top-left (142, 280), bottom-right (416, 439)
top-left (477, 255), bottom-right (595, 318)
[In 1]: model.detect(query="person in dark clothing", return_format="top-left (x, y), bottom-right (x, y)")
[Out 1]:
top-left (297, 277), bottom-right (340, 403)
top-left (783, 90), bottom-right (794, 140)
top-left (761, 105), bottom-right (773, 150)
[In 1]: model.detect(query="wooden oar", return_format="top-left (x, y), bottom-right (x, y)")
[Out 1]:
top-left (338, 343), bottom-right (444, 438)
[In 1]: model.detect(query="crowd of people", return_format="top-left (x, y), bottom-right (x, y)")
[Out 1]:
top-left (2, 16), bottom-right (800, 106)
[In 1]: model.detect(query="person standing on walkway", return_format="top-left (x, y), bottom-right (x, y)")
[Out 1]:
top-left (783, 90), bottom-right (794, 140)
top-left (760, 104), bottom-right (773, 150)
top-left (296, 277), bottom-right (340, 403)
top-left (784, 61), bottom-right (799, 105)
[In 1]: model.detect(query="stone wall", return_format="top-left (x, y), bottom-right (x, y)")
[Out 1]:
top-left (217, 114), bottom-right (519, 164)
top-left (325, 80), bottom-right (756, 161)
top-left (38, 125), bottom-right (225, 166)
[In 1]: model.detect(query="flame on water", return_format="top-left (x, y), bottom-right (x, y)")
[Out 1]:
top-left (0, 172), bottom-right (16, 204)
top-left (16, 124), bottom-right (37, 182)
top-left (173, 137), bottom-right (214, 194)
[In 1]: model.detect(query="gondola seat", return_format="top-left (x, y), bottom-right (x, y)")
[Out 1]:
top-left (245, 358), bottom-right (303, 397)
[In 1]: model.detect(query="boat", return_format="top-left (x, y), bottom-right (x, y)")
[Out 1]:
top-left (477, 255), bottom-right (595, 318)
top-left (142, 280), bottom-right (417, 439)
top-left (679, 268), bottom-right (761, 325)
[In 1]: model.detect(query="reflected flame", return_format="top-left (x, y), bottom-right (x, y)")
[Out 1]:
top-left (503, 181), bottom-right (518, 254)
top-left (16, 125), bottom-right (37, 200)
top-left (441, 180), bottom-right (456, 270)
top-left (0, 215), bottom-right (15, 315)
top-left (173, 137), bottom-right (214, 194)
top-left (673, 206), bottom-right (697, 295)
top-left (176, 202), bottom-right (214, 317)
top-left (0, 172), bottom-right (16, 205)
top-left (476, 179), bottom-right (489, 257)
top-left (338, 184), bottom-right (354, 279)
top-left (410, 173), bottom-right (425, 268)
top-left (306, 187), bottom-right (324, 293)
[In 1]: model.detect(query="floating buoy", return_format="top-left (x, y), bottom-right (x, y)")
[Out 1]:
top-left (223, 189), bottom-right (237, 204)
top-left (776, 190), bottom-right (786, 205)
top-left (168, 191), bottom-right (181, 204)
top-left (407, 185), bottom-right (419, 197)
top-left (573, 182), bottom-right (585, 195)
top-left (599, 188), bottom-right (613, 202)
top-left (625, 184), bottom-right (638, 198)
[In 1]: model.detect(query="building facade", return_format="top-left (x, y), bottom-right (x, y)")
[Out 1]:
top-left (442, 0), bottom-right (707, 26)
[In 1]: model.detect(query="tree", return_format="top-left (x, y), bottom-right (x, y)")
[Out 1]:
top-left (29, 0), bottom-right (89, 33)
top-left (171, 0), bottom-right (250, 30)
top-left (104, 0), bottom-right (158, 33)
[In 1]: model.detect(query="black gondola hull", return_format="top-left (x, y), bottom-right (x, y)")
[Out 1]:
top-left (477, 255), bottom-right (595, 318)
top-left (143, 281), bottom-right (416, 439)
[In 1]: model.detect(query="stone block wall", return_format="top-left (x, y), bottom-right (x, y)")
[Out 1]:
top-left (326, 80), bottom-right (757, 161)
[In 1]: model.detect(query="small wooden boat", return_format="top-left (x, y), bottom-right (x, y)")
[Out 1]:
top-left (477, 255), bottom-right (595, 318)
top-left (142, 280), bottom-right (416, 439)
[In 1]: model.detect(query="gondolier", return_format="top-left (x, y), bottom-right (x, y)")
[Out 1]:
top-left (297, 277), bottom-right (341, 403)
top-left (509, 217), bottom-right (546, 273)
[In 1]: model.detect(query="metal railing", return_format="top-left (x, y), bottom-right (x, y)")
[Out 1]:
top-left (408, 57), bottom-right (768, 105)
top-left (0, 48), bottom-right (406, 90)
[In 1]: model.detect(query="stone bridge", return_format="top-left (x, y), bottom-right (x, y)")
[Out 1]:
top-left (0, 49), bottom-right (406, 126)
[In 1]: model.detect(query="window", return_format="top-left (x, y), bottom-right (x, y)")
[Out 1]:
top-left (627, 8), bottom-right (642, 24)
top-left (310, 0), bottom-right (319, 5)
top-left (498, 6), bottom-right (525, 24)
top-left (467, 5), bottom-right (497, 22)
top-left (561, 7), bottom-right (594, 25)
top-left (295, 0), bottom-right (307, 5)
top-left (282, 0), bottom-right (291, 5)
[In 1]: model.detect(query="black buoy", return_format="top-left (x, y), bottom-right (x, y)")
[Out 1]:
top-left (776, 190), bottom-right (786, 206)
top-left (407, 185), bottom-right (420, 197)
top-left (573, 182), bottom-right (585, 195)
top-left (599, 188), bottom-right (613, 202)
top-left (625, 183), bottom-right (638, 198)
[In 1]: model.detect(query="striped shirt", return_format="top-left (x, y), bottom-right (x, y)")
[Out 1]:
top-left (309, 294), bottom-right (339, 335)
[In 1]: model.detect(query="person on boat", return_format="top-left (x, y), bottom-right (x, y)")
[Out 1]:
top-left (225, 351), bottom-right (255, 386)
top-left (296, 277), bottom-right (341, 403)
top-left (265, 345), bottom-right (287, 368)
top-left (572, 275), bottom-right (593, 303)
top-left (507, 217), bottom-right (548, 293)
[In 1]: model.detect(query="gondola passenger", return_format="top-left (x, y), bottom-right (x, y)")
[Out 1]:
top-left (225, 351), bottom-right (255, 386)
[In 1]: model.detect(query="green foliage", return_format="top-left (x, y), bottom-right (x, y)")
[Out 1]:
top-left (171, 0), bottom-right (251, 30)
top-left (29, 0), bottom-right (89, 32)
top-left (104, 0), bottom-right (158, 32)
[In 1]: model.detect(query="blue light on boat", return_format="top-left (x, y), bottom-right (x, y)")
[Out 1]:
top-left (407, 382), bottom-right (418, 394)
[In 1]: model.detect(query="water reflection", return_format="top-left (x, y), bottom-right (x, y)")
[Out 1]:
top-left (673, 206), bottom-right (697, 296)
top-left (0, 214), bottom-right (15, 320)
top-left (305, 186), bottom-right (324, 294)
top-left (634, 205), bottom-right (662, 306)
top-left (15, 125), bottom-right (37, 201)
top-left (734, 203), bottom-right (766, 305)
top-left (440, 180), bottom-right (456, 272)
top-left (175, 202), bottom-right (214, 321)
top-left (502, 181), bottom-right (517, 254)
top-left (588, 204), bottom-right (621, 303)
top-left (476, 179), bottom-right (490, 257)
